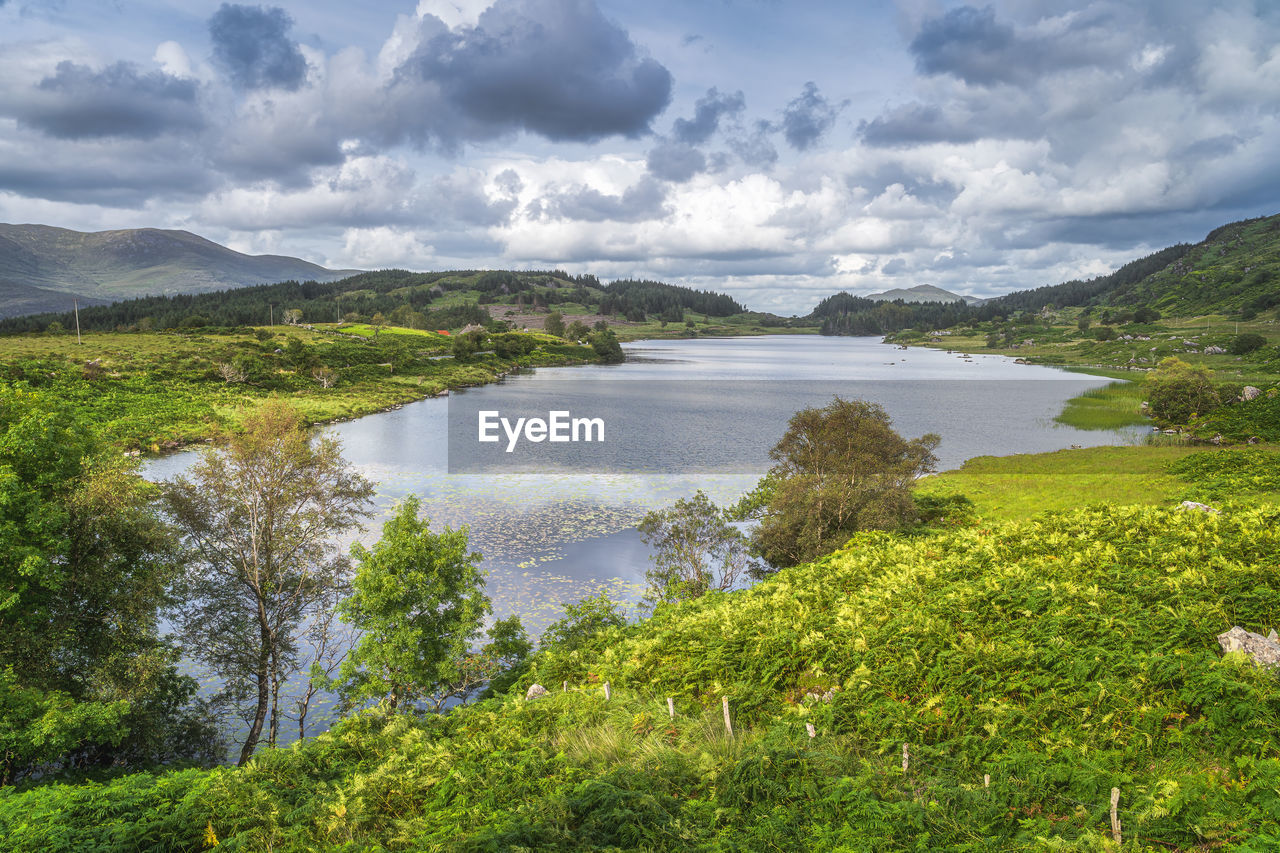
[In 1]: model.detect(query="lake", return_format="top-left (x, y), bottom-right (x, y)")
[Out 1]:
top-left (144, 334), bottom-right (1141, 735)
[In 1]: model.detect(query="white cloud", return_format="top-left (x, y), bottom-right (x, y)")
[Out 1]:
top-left (338, 226), bottom-right (437, 268)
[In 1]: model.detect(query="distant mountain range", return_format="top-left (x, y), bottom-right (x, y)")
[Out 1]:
top-left (0, 224), bottom-right (359, 317)
top-left (865, 284), bottom-right (987, 305)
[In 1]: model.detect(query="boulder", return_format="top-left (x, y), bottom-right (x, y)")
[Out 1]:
top-left (1241, 386), bottom-right (1262, 402)
top-left (1217, 626), bottom-right (1280, 669)
top-left (525, 684), bottom-right (548, 701)
top-left (1179, 500), bottom-right (1219, 514)
top-left (1204, 345), bottom-right (1226, 355)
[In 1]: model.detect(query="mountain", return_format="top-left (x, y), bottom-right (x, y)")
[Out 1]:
top-left (0, 224), bottom-right (360, 317)
top-left (866, 283), bottom-right (986, 305)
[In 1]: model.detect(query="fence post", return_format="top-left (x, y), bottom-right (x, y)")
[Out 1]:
top-left (722, 696), bottom-right (733, 737)
top-left (562, 681), bottom-right (567, 692)
top-left (983, 774), bottom-right (990, 789)
top-left (604, 681), bottom-right (611, 701)
top-left (806, 723), bottom-right (816, 739)
top-left (902, 743), bottom-right (909, 773)
top-left (1110, 788), bottom-right (1121, 845)
top-left (667, 697), bottom-right (675, 718)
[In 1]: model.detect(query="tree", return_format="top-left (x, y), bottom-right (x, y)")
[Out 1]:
top-left (165, 401), bottom-right (373, 765)
top-left (1145, 356), bottom-right (1221, 425)
top-left (541, 592), bottom-right (626, 652)
top-left (0, 386), bottom-right (219, 781)
top-left (589, 328), bottom-right (625, 364)
top-left (751, 398), bottom-right (939, 569)
top-left (544, 311), bottom-right (565, 337)
top-left (637, 491), bottom-right (758, 607)
top-left (335, 495), bottom-right (491, 712)
top-left (435, 616), bottom-right (532, 707)
top-left (1076, 315), bottom-right (1091, 333)
top-left (452, 329), bottom-right (486, 361)
top-left (565, 319), bottom-right (590, 340)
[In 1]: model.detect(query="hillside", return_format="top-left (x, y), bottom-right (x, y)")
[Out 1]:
top-left (814, 212), bottom-right (1279, 337)
top-left (3, 491), bottom-right (1279, 849)
top-left (988, 214), bottom-right (1280, 317)
top-left (0, 268), bottom-right (802, 338)
top-left (0, 224), bottom-right (359, 316)
top-left (867, 283), bottom-right (985, 305)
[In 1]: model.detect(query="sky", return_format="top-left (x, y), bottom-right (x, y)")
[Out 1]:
top-left (1, 0), bottom-right (1278, 314)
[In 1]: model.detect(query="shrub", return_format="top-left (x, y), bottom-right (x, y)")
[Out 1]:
top-left (1228, 332), bottom-right (1268, 355)
top-left (1145, 356), bottom-right (1221, 425)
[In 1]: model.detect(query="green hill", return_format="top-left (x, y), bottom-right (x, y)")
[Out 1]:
top-left (1105, 215), bottom-right (1280, 317)
top-left (815, 212), bottom-right (1280, 337)
top-left (4, 494), bottom-right (1279, 850)
top-left (986, 214), bottom-right (1280, 318)
top-left (0, 224), bottom-right (359, 316)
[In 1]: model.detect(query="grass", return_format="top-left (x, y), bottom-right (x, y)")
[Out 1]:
top-left (0, 325), bottom-right (601, 450)
top-left (915, 443), bottom-right (1213, 522)
top-left (1053, 379), bottom-right (1148, 430)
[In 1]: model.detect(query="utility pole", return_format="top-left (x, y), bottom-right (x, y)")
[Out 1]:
top-left (270, 304), bottom-right (274, 326)
top-left (74, 298), bottom-right (82, 345)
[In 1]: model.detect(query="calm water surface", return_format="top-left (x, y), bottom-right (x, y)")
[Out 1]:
top-left (145, 335), bottom-right (1140, 736)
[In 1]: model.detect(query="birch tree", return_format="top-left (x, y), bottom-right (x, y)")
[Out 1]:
top-left (165, 401), bottom-right (373, 765)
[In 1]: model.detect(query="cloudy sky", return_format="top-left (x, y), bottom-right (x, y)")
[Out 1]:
top-left (2, 0), bottom-right (1278, 313)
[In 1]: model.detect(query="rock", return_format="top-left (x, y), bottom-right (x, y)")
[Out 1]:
top-left (804, 688), bottom-right (836, 703)
top-left (1204, 346), bottom-right (1226, 355)
top-left (1180, 500), bottom-right (1220, 514)
top-left (525, 684), bottom-right (548, 701)
top-left (1241, 386), bottom-right (1262, 402)
top-left (1217, 626), bottom-right (1280, 669)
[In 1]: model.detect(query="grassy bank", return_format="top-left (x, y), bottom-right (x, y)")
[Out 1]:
top-left (0, 325), bottom-right (599, 450)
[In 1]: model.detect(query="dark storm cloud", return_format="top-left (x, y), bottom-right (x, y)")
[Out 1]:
top-left (858, 102), bottom-right (984, 147)
top-left (781, 82), bottom-right (838, 150)
top-left (909, 4), bottom-right (1117, 87)
top-left (543, 176), bottom-right (669, 222)
top-left (209, 4), bottom-right (307, 91)
top-left (0, 142), bottom-right (215, 206)
top-left (19, 61), bottom-right (202, 139)
top-left (646, 139), bottom-right (707, 182)
top-left (672, 87), bottom-right (745, 145)
top-left (397, 0), bottom-right (673, 145)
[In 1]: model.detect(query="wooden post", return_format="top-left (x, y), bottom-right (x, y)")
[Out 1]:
top-left (667, 697), bottom-right (675, 718)
top-left (74, 299), bottom-right (82, 345)
top-left (562, 681), bottom-right (567, 692)
top-left (1110, 787), bottom-right (1121, 845)
top-left (902, 743), bottom-right (909, 773)
top-left (805, 723), bottom-right (816, 739)
top-left (983, 774), bottom-right (990, 789)
top-left (722, 696), bottom-right (733, 737)
top-left (604, 682), bottom-right (611, 701)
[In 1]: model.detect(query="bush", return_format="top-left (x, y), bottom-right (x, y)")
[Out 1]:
top-left (1145, 356), bottom-right (1221, 425)
top-left (1228, 332), bottom-right (1268, 355)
